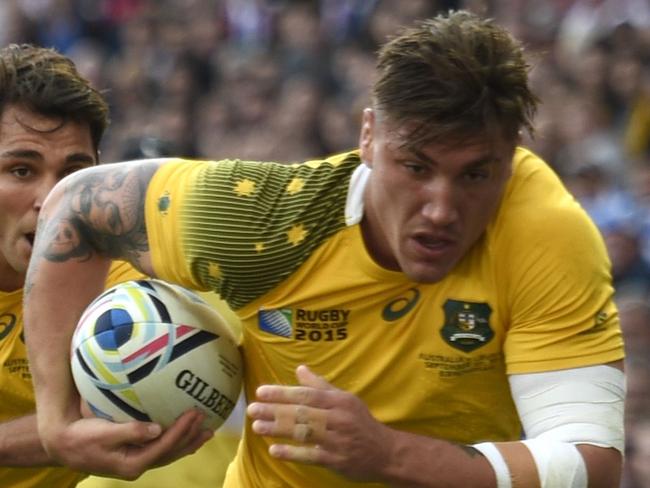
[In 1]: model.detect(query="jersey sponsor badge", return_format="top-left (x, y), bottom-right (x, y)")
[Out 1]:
top-left (441, 300), bottom-right (493, 352)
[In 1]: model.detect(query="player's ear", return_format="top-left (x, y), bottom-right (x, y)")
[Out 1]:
top-left (359, 108), bottom-right (375, 168)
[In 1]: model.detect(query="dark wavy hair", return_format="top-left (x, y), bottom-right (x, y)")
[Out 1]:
top-left (0, 44), bottom-right (109, 154)
top-left (373, 10), bottom-right (538, 148)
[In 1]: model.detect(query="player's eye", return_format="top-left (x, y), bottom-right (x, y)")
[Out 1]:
top-left (404, 161), bottom-right (428, 175)
top-left (10, 165), bottom-right (33, 179)
top-left (463, 168), bottom-right (490, 182)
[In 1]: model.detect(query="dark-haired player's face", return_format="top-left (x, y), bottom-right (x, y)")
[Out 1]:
top-left (0, 104), bottom-right (96, 291)
top-left (359, 108), bottom-right (514, 283)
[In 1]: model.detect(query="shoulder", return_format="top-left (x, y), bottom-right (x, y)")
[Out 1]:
top-left (152, 152), bottom-right (362, 184)
top-left (491, 147), bottom-right (604, 253)
top-left (148, 153), bottom-right (362, 217)
top-left (145, 152), bottom-right (364, 309)
top-left (500, 147), bottom-right (582, 222)
top-left (487, 148), bottom-right (611, 302)
top-left (489, 151), bottom-right (622, 371)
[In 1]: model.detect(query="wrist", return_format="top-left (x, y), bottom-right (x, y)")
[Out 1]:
top-left (376, 427), bottom-right (419, 485)
top-left (36, 397), bottom-right (81, 457)
top-left (374, 430), bottom-right (498, 488)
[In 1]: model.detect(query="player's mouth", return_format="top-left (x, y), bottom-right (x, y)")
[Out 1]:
top-left (25, 232), bottom-right (35, 247)
top-left (410, 233), bottom-right (456, 259)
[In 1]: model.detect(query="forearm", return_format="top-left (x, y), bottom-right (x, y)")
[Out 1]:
top-left (0, 414), bottom-right (58, 466)
top-left (578, 444), bottom-right (622, 488)
top-left (23, 178), bottom-right (109, 448)
top-left (379, 428), bottom-right (496, 488)
top-left (379, 430), bottom-right (620, 488)
top-left (23, 254), bottom-right (111, 449)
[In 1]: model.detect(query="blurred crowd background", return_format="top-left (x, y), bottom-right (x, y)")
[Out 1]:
top-left (1, 0), bottom-right (649, 486)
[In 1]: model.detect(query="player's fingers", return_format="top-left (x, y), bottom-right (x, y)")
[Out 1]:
top-left (277, 404), bottom-right (328, 443)
top-left (255, 384), bottom-right (333, 407)
top-left (295, 365), bottom-right (334, 390)
top-left (247, 402), bottom-right (274, 421)
top-left (248, 402), bottom-right (326, 426)
top-left (124, 409), bottom-right (210, 465)
top-left (249, 403), bottom-right (328, 443)
top-left (268, 443), bottom-right (339, 466)
top-left (109, 420), bottom-right (164, 446)
top-left (157, 409), bottom-right (212, 454)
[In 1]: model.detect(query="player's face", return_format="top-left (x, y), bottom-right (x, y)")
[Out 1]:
top-left (359, 108), bottom-right (515, 283)
top-left (0, 104), bottom-right (96, 291)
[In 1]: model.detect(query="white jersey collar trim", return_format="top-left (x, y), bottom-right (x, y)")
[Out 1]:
top-left (345, 163), bottom-right (370, 226)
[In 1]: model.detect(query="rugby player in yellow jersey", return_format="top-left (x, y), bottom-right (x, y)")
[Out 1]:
top-left (24, 10), bottom-right (625, 488)
top-left (0, 44), bottom-right (207, 487)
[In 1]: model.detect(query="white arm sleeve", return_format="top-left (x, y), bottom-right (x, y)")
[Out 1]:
top-left (509, 364), bottom-right (625, 452)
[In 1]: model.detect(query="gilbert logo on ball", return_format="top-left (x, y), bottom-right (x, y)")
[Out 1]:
top-left (71, 279), bottom-right (242, 430)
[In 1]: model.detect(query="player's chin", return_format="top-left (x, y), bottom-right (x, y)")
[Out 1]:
top-left (400, 241), bottom-right (461, 282)
top-left (401, 245), bottom-right (464, 282)
top-left (401, 262), bottom-right (452, 284)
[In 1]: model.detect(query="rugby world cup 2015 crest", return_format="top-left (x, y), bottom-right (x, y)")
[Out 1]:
top-left (440, 300), bottom-right (493, 353)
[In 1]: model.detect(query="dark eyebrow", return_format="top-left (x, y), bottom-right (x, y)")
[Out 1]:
top-left (410, 147), bottom-right (499, 169)
top-left (0, 149), bottom-right (96, 165)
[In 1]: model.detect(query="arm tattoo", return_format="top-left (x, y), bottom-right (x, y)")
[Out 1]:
top-left (35, 162), bottom-right (159, 269)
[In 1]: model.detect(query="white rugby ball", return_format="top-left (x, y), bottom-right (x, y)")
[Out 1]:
top-left (71, 279), bottom-right (242, 430)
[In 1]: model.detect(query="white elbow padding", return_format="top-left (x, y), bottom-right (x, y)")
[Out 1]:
top-left (522, 439), bottom-right (587, 487)
top-left (473, 442), bottom-right (512, 488)
top-left (509, 365), bottom-right (625, 452)
top-left (474, 439), bottom-right (587, 488)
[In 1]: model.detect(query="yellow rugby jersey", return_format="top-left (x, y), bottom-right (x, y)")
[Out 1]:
top-left (0, 261), bottom-right (144, 488)
top-left (146, 148), bottom-right (624, 488)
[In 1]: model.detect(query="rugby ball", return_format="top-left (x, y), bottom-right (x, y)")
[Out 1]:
top-left (71, 279), bottom-right (242, 430)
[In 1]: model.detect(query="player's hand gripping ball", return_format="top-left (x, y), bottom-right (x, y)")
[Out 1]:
top-left (71, 279), bottom-right (242, 430)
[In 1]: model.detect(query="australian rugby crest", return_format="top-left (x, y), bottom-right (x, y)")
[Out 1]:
top-left (441, 300), bottom-right (493, 352)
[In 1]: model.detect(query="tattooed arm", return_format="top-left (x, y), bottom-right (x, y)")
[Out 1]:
top-left (34, 160), bottom-right (156, 271)
top-left (23, 160), bottom-right (212, 479)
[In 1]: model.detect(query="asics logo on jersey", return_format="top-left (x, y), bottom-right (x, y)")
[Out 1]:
top-left (0, 313), bottom-right (17, 341)
top-left (382, 288), bottom-right (420, 321)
